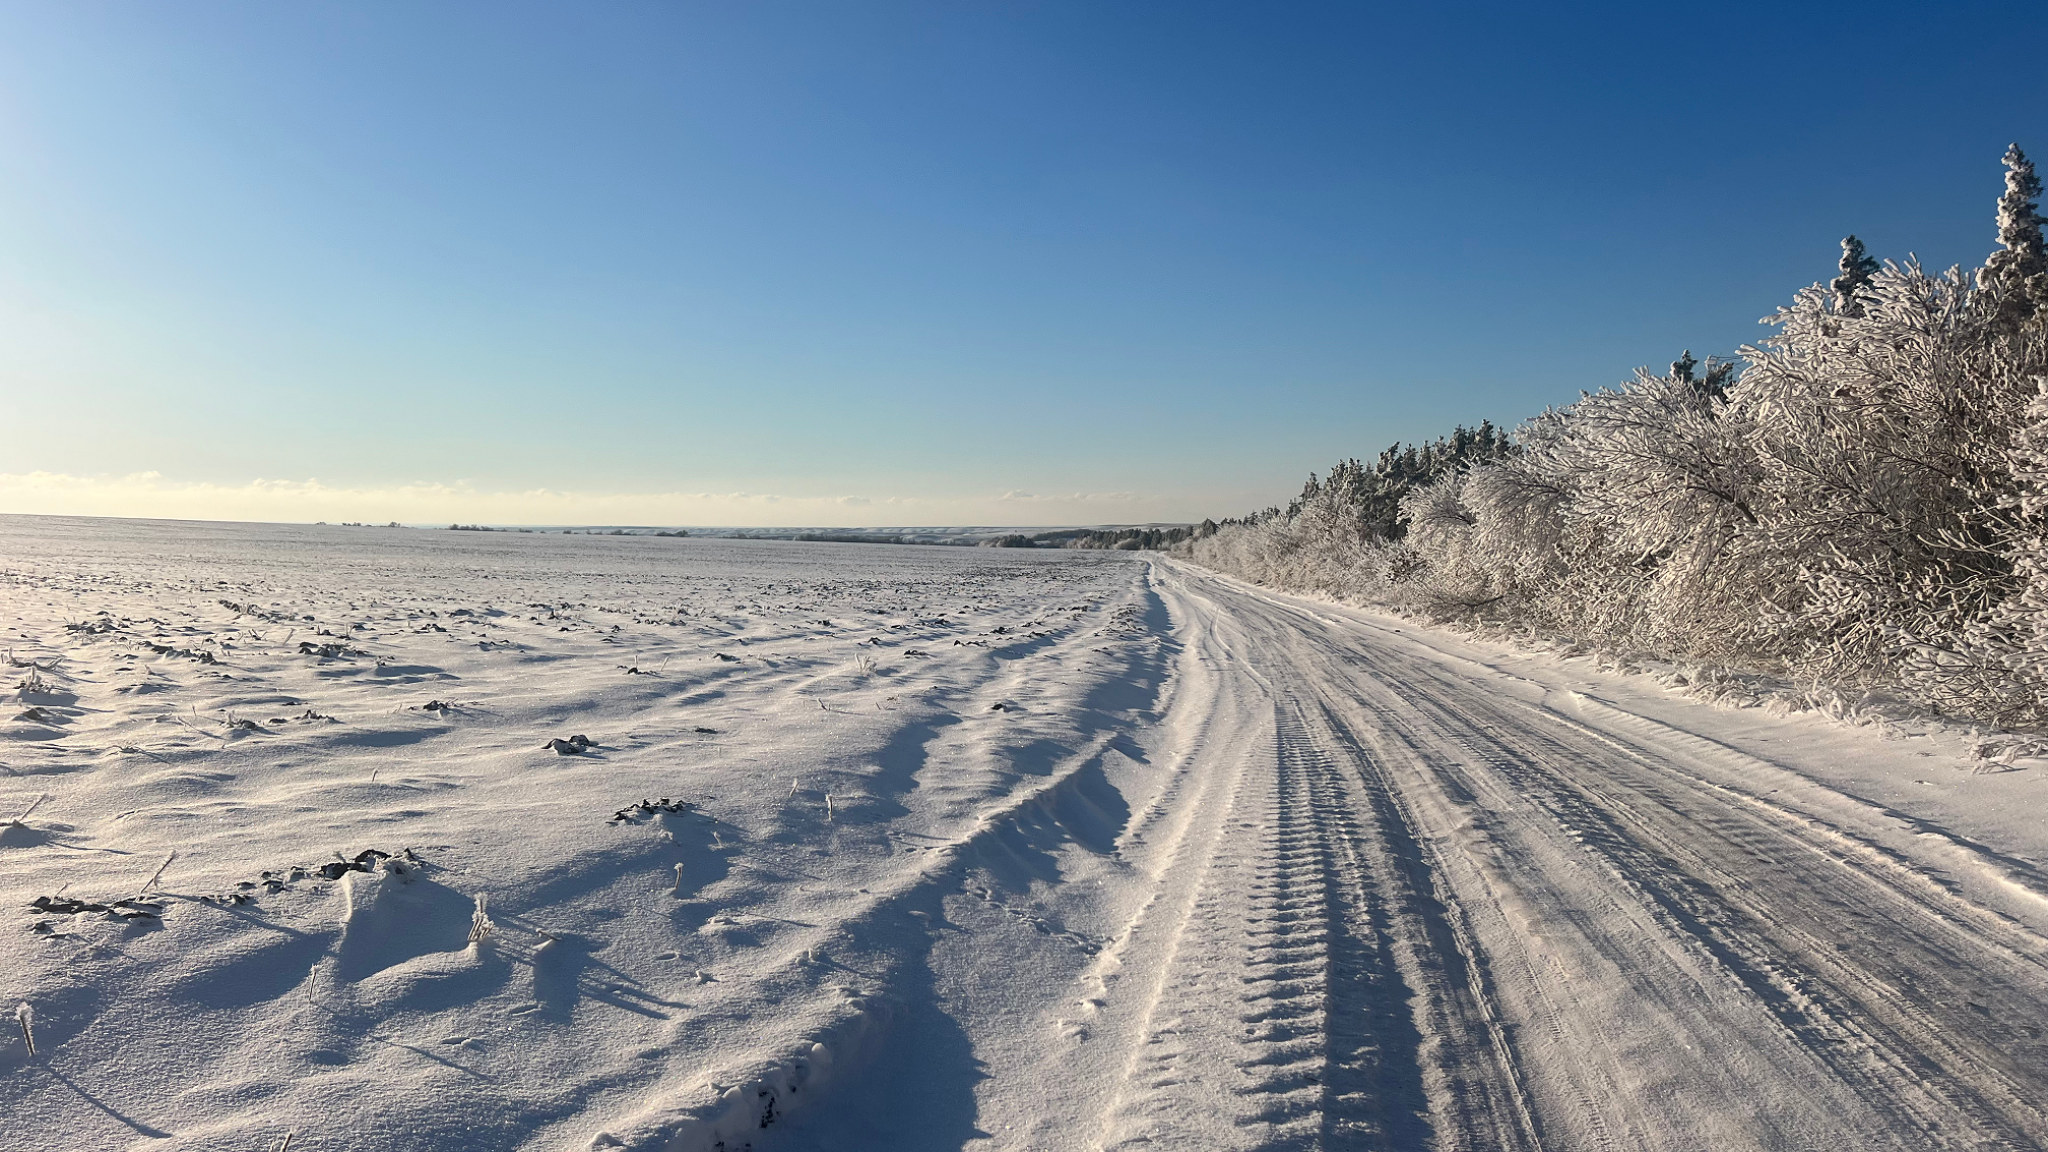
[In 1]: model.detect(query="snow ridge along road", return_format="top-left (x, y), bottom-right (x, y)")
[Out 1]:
top-left (5, 519), bottom-right (2047, 1150)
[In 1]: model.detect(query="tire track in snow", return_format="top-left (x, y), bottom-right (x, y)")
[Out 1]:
top-left (1087, 575), bottom-right (1541, 1151)
top-left (1289, 699), bottom-right (1544, 1152)
top-left (1089, 701), bottom-right (1270, 1148)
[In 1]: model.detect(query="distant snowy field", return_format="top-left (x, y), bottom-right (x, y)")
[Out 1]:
top-left (0, 516), bottom-right (1165, 1151)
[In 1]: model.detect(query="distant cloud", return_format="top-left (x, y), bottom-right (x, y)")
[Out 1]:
top-left (0, 470), bottom-right (1174, 528)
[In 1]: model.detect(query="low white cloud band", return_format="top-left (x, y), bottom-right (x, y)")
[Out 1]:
top-left (0, 470), bottom-right (1164, 528)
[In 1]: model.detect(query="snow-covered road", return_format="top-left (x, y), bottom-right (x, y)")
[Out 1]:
top-left (1051, 563), bottom-right (2048, 1150)
top-left (6, 519), bottom-right (2047, 1150)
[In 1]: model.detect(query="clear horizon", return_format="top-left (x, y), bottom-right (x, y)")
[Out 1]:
top-left (3, 2), bottom-right (2044, 527)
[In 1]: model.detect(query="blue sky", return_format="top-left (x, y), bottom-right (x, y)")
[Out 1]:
top-left (2, 2), bottom-right (2044, 526)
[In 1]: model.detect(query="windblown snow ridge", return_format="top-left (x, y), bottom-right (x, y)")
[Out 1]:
top-left (590, 991), bottom-right (897, 1152)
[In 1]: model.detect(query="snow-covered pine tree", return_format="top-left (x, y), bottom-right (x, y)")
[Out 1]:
top-left (1831, 235), bottom-right (1880, 317)
top-left (1670, 350), bottom-right (1737, 403)
top-left (1980, 144), bottom-right (2047, 329)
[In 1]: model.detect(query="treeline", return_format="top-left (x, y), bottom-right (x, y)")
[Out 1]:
top-left (1216, 422), bottom-right (1519, 541)
top-left (446, 525), bottom-right (689, 537)
top-left (795, 533), bottom-right (923, 545)
top-left (984, 525), bottom-right (1199, 550)
top-left (1184, 145), bottom-right (2048, 729)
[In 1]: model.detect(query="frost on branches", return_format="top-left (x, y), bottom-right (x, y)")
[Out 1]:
top-left (1186, 145), bottom-right (2048, 729)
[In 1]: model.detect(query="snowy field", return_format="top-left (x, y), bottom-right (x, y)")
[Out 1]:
top-left (5, 515), bottom-right (2048, 1150)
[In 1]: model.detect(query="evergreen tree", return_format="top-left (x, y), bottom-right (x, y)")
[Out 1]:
top-left (1670, 350), bottom-right (1736, 403)
top-left (1980, 144), bottom-right (2047, 327)
top-left (1831, 235), bottom-right (1880, 317)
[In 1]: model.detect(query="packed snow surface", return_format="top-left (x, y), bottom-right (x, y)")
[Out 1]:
top-left (4, 515), bottom-right (2048, 1150)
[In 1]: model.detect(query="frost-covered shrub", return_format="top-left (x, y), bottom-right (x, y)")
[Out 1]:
top-left (1733, 260), bottom-right (2042, 683)
top-left (1933, 377), bottom-right (2048, 725)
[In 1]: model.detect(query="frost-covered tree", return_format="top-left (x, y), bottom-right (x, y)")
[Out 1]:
top-left (1831, 235), bottom-right (1880, 317)
top-left (1926, 381), bottom-right (2048, 725)
top-left (1980, 144), bottom-right (2047, 328)
top-left (1734, 259), bottom-right (2041, 686)
top-left (1425, 355), bottom-right (1763, 651)
top-left (1670, 350), bottom-right (1737, 403)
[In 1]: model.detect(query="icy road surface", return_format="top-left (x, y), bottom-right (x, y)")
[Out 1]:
top-left (3, 516), bottom-right (2047, 1150)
